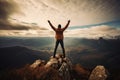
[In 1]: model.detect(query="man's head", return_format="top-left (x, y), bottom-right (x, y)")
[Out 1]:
top-left (58, 24), bottom-right (61, 29)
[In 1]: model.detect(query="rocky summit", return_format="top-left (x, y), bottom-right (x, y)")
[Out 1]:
top-left (45, 54), bottom-right (72, 80)
top-left (30, 54), bottom-right (73, 80)
top-left (0, 54), bottom-right (109, 80)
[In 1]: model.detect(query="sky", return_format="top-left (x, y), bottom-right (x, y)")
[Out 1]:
top-left (0, 0), bottom-right (120, 38)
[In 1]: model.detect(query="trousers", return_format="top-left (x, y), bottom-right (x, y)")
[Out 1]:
top-left (53, 39), bottom-right (65, 58)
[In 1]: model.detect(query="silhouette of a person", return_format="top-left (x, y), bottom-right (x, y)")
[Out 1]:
top-left (48, 20), bottom-right (70, 58)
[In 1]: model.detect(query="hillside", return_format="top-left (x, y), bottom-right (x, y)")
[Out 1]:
top-left (0, 46), bottom-right (51, 70)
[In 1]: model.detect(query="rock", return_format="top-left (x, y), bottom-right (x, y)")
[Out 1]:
top-left (59, 62), bottom-right (71, 80)
top-left (26, 54), bottom-right (95, 80)
top-left (45, 57), bottom-right (59, 68)
top-left (30, 59), bottom-right (45, 68)
top-left (45, 54), bottom-right (72, 80)
top-left (89, 65), bottom-right (108, 80)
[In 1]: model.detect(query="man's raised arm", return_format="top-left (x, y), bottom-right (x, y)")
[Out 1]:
top-left (48, 20), bottom-right (56, 31)
top-left (63, 20), bottom-right (70, 31)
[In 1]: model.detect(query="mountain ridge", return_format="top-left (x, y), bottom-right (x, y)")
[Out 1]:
top-left (0, 46), bottom-right (51, 70)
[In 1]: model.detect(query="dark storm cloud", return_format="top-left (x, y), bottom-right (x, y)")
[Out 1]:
top-left (0, 20), bottom-right (47, 30)
top-left (0, 0), bottom-right (19, 19)
top-left (0, 0), bottom-right (43, 30)
top-left (0, 18), bottom-right (42, 30)
top-left (0, 0), bottom-right (21, 30)
top-left (0, 23), bottom-right (30, 30)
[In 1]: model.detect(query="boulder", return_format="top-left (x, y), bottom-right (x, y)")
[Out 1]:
top-left (45, 57), bottom-right (59, 68)
top-left (30, 59), bottom-right (45, 68)
top-left (89, 65), bottom-right (108, 80)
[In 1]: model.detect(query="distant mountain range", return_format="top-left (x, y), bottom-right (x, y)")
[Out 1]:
top-left (0, 46), bottom-right (51, 70)
top-left (68, 38), bottom-right (120, 69)
top-left (0, 37), bottom-right (120, 70)
top-left (0, 37), bottom-right (120, 80)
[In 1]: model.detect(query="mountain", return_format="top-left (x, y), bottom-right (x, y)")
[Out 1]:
top-left (0, 55), bottom-right (90, 80)
top-left (0, 55), bottom-right (112, 80)
top-left (0, 37), bottom-right (120, 79)
top-left (68, 38), bottom-right (120, 69)
top-left (0, 44), bottom-right (119, 80)
top-left (0, 46), bottom-right (51, 70)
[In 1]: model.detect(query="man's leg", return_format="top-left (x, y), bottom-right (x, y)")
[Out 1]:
top-left (53, 40), bottom-right (59, 58)
top-left (60, 40), bottom-right (65, 58)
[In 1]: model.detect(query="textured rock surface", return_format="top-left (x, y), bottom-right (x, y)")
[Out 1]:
top-left (89, 65), bottom-right (108, 80)
top-left (1, 54), bottom-right (108, 80)
top-left (28, 56), bottom-right (108, 80)
top-left (45, 54), bottom-right (72, 80)
top-left (30, 59), bottom-right (45, 68)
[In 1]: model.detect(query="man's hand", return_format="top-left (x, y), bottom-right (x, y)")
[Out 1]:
top-left (68, 20), bottom-right (70, 23)
top-left (48, 20), bottom-right (50, 23)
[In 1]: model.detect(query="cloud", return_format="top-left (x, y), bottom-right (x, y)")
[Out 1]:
top-left (0, 0), bottom-right (49, 30)
top-left (0, 29), bottom-right (52, 37)
top-left (65, 25), bottom-right (120, 38)
top-left (0, 0), bottom-right (25, 30)
top-left (41, 0), bottom-right (120, 25)
top-left (8, 0), bottom-right (120, 28)
top-left (0, 22), bottom-right (29, 30)
top-left (0, 19), bottom-right (47, 30)
top-left (0, 0), bottom-right (120, 38)
top-left (0, 24), bottom-right (119, 38)
top-left (0, 24), bottom-right (119, 39)
top-left (0, 0), bottom-right (19, 19)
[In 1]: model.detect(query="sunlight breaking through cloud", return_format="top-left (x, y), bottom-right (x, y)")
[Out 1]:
top-left (0, 0), bottom-right (120, 38)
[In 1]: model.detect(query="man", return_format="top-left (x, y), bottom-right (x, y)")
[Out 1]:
top-left (48, 20), bottom-right (70, 58)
